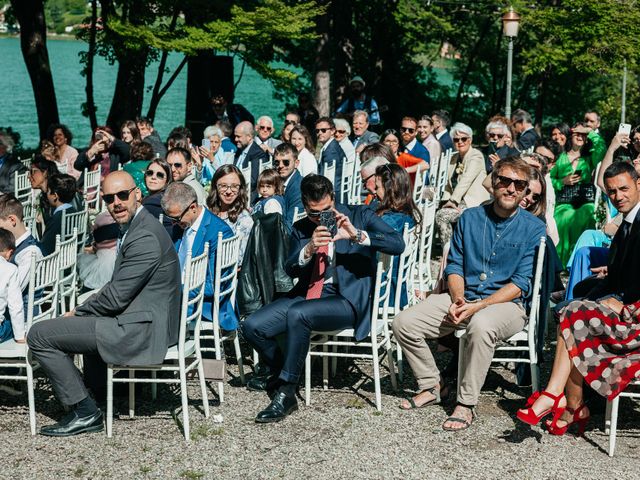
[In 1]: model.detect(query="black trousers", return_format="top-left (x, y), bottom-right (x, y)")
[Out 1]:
top-left (242, 285), bottom-right (356, 383)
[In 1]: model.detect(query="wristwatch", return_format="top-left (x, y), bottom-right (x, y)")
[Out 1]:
top-left (351, 229), bottom-right (363, 243)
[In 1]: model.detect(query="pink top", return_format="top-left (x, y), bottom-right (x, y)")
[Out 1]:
top-left (58, 145), bottom-right (81, 179)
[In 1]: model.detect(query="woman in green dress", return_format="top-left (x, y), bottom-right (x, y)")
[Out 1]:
top-left (550, 123), bottom-right (606, 267)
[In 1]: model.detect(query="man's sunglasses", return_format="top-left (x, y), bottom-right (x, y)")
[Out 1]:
top-left (488, 133), bottom-right (505, 139)
top-left (400, 127), bottom-right (416, 134)
top-left (307, 206), bottom-right (332, 217)
top-left (315, 127), bottom-right (331, 134)
top-left (284, 119), bottom-right (298, 126)
top-left (258, 125), bottom-right (273, 131)
top-left (274, 159), bottom-right (291, 167)
top-left (164, 201), bottom-right (195, 224)
top-left (361, 172), bottom-right (375, 186)
top-left (102, 186), bottom-right (136, 205)
top-left (145, 170), bottom-right (166, 180)
top-left (169, 162), bottom-right (184, 169)
top-left (495, 175), bottom-right (528, 192)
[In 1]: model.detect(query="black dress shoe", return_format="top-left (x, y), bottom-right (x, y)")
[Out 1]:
top-left (255, 391), bottom-right (298, 423)
top-left (40, 410), bottom-right (104, 437)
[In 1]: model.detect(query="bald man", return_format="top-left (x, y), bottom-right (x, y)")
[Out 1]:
top-left (234, 120), bottom-right (269, 202)
top-left (28, 171), bottom-right (182, 437)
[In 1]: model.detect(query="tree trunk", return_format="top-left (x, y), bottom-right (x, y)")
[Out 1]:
top-left (313, 6), bottom-right (331, 117)
top-left (83, 0), bottom-right (98, 131)
top-left (10, 0), bottom-right (59, 138)
top-left (534, 72), bottom-right (548, 131)
top-left (105, 1), bottom-right (148, 131)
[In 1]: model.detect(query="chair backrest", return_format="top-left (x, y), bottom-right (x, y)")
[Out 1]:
top-left (178, 245), bottom-right (209, 353)
top-left (14, 171), bottom-right (31, 204)
top-left (212, 234), bottom-right (242, 328)
top-left (412, 169), bottom-right (426, 205)
top-left (370, 253), bottom-right (394, 337)
top-left (393, 223), bottom-right (419, 312)
top-left (241, 163), bottom-right (252, 189)
top-left (340, 156), bottom-right (355, 203)
top-left (526, 236), bottom-right (547, 356)
top-left (292, 206), bottom-right (307, 223)
top-left (83, 165), bottom-right (102, 211)
top-left (61, 208), bottom-right (88, 251)
top-left (22, 200), bottom-right (37, 238)
top-left (20, 157), bottom-right (32, 169)
top-left (323, 160), bottom-right (336, 186)
top-left (26, 250), bottom-right (60, 330)
top-left (259, 158), bottom-right (273, 174)
top-left (412, 196), bottom-right (438, 295)
top-left (434, 149), bottom-right (452, 202)
top-left (56, 229), bottom-right (79, 311)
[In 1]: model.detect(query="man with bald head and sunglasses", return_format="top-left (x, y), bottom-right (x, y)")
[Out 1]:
top-left (28, 171), bottom-right (181, 437)
top-left (393, 157), bottom-right (545, 432)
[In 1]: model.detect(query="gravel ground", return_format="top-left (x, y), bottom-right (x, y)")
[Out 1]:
top-left (1, 341), bottom-right (639, 480)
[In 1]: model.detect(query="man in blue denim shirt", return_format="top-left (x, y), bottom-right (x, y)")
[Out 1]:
top-left (393, 157), bottom-right (546, 431)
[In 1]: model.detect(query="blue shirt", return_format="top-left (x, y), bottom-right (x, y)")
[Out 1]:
top-left (444, 204), bottom-right (546, 302)
top-left (336, 96), bottom-right (381, 125)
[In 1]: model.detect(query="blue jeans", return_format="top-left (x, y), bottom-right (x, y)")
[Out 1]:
top-left (241, 285), bottom-right (356, 383)
top-left (0, 318), bottom-right (13, 343)
top-left (566, 246), bottom-right (609, 300)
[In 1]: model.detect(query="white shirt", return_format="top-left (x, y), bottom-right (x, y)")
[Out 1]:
top-left (13, 231), bottom-right (43, 291)
top-left (436, 129), bottom-right (448, 140)
top-left (178, 207), bottom-right (205, 271)
top-left (262, 198), bottom-right (283, 215)
top-left (0, 256), bottom-right (25, 340)
top-left (321, 137), bottom-right (335, 153)
top-left (117, 206), bottom-right (144, 253)
top-left (624, 201), bottom-right (640, 225)
top-left (297, 148), bottom-right (318, 177)
top-left (53, 203), bottom-right (73, 215)
top-left (236, 143), bottom-right (251, 167)
top-left (404, 138), bottom-right (417, 153)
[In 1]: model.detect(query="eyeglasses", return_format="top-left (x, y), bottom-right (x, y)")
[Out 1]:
top-left (284, 119), bottom-right (298, 126)
top-left (361, 173), bottom-right (375, 186)
top-left (102, 186), bottom-right (136, 205)
top-left (258, 125), bottom-right (273, 131)
top-left (274, 159), bottom-right (291, 167)
top-left (633, 138), bottom-right (640, 144)
top-left (384, 139), bottom-right (399, 145)
top-left (494, 175), bottom-right (528, 192)
top-left (145, 170), bottom-right (166, 180)
top-left (488, 133), bottom-right (505, 139)
top-left (453, 137), bottom-right (470, 143)
top-left (316, 127), bottom-right (331, 134)
top-left (400, 127), bottom-right (416, 134)
top-left (525, 189), bottom-right (542, 204)
top-left (306, 205), bottom-right (332, 217)
top-left (216, 183), bottom-right (241, 193)
top-left (335, 130), bottom-right (347, 134)
top-left (164, 202), bottom-right (195, 225)
top-left (169, 162), bottom-right (184, 169)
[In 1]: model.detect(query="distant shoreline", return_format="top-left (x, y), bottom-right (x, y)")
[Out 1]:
top-left (0, 33), bottom-right (79, 41)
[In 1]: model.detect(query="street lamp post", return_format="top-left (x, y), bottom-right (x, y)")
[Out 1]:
top-left (502, 7), bottom-right (520, 119)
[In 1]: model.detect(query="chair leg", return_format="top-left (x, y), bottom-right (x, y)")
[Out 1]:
top-left (233, 335), bottom-right (246, 385)
top-left (214, 333), bottom-right (224, 403)
top-left (252, 349), bottom-right (259, 371)
top-left (179, 359), bottom-right (191, 442)
top-left (372, 342), bottom-right (382, 411)
top-left (609, 397), bottom-right (620, 456)
top-left (196, 358), bottom-right (210, 418)
top-left (605, 399), bottom-right (612, 434)
top-left (26, 363), bottom-right (36, 435)
top-left (397, 343), bottom-right (404, 382)
top-left (128, 370), bottom-right (135, 419)
top-left (457, 335), bottom-right (466, 395)
top-left (530, 363), bottom-right (540, 394)
top-left (331, 343), bottom-right (338, 378)
top-left (305, 350), bottom-right (311, 406)
top-left (151, 371), bottom-right (157, 401)
top-left (322, 343), bottom-right (329, 391)
top-left (106, 366), bottom-right (114, 438)
top-left (386, 342), bottom-right (398, 391)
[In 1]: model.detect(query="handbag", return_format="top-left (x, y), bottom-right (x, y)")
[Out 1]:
top-left (556, 182), bottom-right (596, 208)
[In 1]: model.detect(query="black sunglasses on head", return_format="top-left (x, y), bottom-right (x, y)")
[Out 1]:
top-left (144, 170), bottom-right (166, 180)
top-left (495, 175), bottom-right (528, 192)
top-left (102, 187), bottom-right (136, 205)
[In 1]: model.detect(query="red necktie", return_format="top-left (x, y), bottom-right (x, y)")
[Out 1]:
top-left (306, 245), bottom-right (329, 300)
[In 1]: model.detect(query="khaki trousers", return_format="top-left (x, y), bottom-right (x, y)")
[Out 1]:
top-left (392, 293), bottom-right (526, 405)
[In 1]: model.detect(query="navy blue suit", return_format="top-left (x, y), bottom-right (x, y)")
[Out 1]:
top-left (174, 209), bottom-right (237, 330)
top-left (242, 204), bottom-right (405, 383)
top-left (283, 170), bottom-right (303, 228)
top-left (39, 206), bottom-right (76, 256)
top-left (438, 130), bottom-right (454, 152)
top-left (319, 139), bottom-right (346, 201)
top-left (406, 140), bottom-right (431, 165)
top-left (236, 141), bottom-right (269, 203)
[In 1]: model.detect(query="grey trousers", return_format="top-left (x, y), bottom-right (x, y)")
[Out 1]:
top-left (27, 315), bottom-right (102, 406)
top-left (392, 293), bottom-right (526, 405)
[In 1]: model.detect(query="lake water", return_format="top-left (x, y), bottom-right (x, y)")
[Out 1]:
top-left (0, 37), bottom-right (286, 148)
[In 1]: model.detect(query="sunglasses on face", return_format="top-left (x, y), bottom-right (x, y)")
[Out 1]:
top-left (164, 202), bottom-right (195, 225)
top-left (169, 162), bottom-right (184, 169)
top-left (525, 189), bottom-right (542, 204)
top-left (488, 133), bottom-right (505, 139)
top-left (144, 170), bottom-right (166, 180)
top-left (495, 175), bottom-right (528, 192)
top-left (284, 119), bottom-right (297, 126)
top-left (335, 130), bottom-right (347, 134)
top-left (258, 125), bottom-right (273, 131)
top-left (217, 183), bottom-right (240, 193)
top-left (400, 127), bottom-right (416, 134)
top-left (361, 172), bottom-right (375, 186)
top-left (453, 137), bottom-right (470, 143)
top-left (102, 186), bottom-right (136, 205)
top-left (306, 205), bottom-right (332, 217)
top-left (315, 127), bottom-right (331, 134)
top-left (274, 159), bottom-right (291, 167)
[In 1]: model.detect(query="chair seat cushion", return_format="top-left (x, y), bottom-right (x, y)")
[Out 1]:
top-left (0, 339), bottom-right (27, 358)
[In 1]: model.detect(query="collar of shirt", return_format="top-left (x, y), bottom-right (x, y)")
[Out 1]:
top-left (14, 230), bottom-right (31, 247)
top-left (119, 206), bottom-right (144, 242)
top-left (405, 138), bottom-right (417, 151)
top-left (624, 201), bottom-right (640, 224)
top-left (283, 171), bottom-right (295, 190)
top-left (321, 137), bottom-right (335, 152)
top-left (53, 203), bottom-right (73, 215)
top-left (0, 155), bottom-right (5, 168)
top-left (189, 206), bottom-right (205, 233)
top-left (435, 129), bottom-right (447, 140)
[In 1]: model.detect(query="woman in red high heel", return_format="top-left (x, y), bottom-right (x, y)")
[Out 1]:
top-left (518, 161), bottom-right (640, 436)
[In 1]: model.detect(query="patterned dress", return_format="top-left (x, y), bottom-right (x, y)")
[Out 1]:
top-left (560, 299), bottom-right (640, 400)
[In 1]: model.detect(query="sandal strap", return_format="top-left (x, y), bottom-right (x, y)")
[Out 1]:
top-left (540, 390), bottom-right (564, 407)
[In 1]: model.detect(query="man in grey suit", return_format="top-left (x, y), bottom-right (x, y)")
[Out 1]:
top-left (254, 115), bottom-right (282, 157)
top-left (28, 171), bottom-right (182, 437)
top-left (350, 110), bottom-right (380, 155)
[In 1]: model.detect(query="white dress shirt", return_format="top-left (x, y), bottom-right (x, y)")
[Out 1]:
top-left (0, 256), bottom-right (25, 340)
top-left (178, 207), bottom-right (205, 271)
top-left (13, 231), bottom-right (43, 291)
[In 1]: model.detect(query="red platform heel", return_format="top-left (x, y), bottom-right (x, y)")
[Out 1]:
top-left (516, 391), bottom-right (566, 426)
top-left (546, 404), bottom-right (590, 436)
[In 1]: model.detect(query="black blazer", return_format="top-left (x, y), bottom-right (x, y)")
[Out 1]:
top-left (588, 212), bottom-right (640, 304)
top-left (0, 155), bottom-right (27, 194)
top-left (283, 170), bottom-right (303, 228)
top-left (285, 204), bottom-right (405, 341)
top-left (438, 131), bottom-right (454, 152)
top-left (38, 206), bottom-right (76, 256)
top-left (74, 139), bottom-right (131, 183)
top-left (517, 128), bottom-right (540, 152)
top-left (319, 139), bottom-right (346, 201)
top-left (236, 141), bottom-right (269, 203)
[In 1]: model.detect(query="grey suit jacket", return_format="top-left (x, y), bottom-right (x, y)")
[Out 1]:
top-left (75, 207), bottom-right (182, 366)
top-left (351, 130), bottom-right (380, 148)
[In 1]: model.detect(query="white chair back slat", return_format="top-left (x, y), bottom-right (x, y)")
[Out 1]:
top-left (412, 169), bottom-right (426, 205)
top-left (340, 156), bottom-right (355, 204)
top-left (20, 157), bottom-right (32, 169)
top-left (27, 250), bottom-right (61, 329)
top-left (214, 234), bottom-right (242, 308)
top-left (258, 158), bottom-right (273, 174)
top-left (292, 206), bottom-right (307, 223)
top-left (83, 165), bottom-right (102, 211)
top-left (323, 160), bottom-right (336, 187)
top-left (241, 163), bottom-right (252, 189)
top-left (14, 171), bottom-right (31, 204)
top-left (435, 149), bottom-right (452, 202)
top-left (412, 197), bottom-right (438, 295)
top-left (61, 208), bottom-right (88, 252)
top-left (56, 229), bottom-right (79, 313)
top-left (370, 254), bottom-right (394, 337)
top-left (393, 224), bottom-right (419, 312)
top-left (178, 245), bottom-right (209, 351)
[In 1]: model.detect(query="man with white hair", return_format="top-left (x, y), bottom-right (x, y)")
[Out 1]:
top-left (0, 131), bottom-right (27, 194)
top-left (484, 120), bottom-right (512, 171)
top-left (350, 110), bottom-right (380, 153)
top-left (360, 154), bottom-right (389, 206)
top-left (255, 116), bottom-right (282, 156)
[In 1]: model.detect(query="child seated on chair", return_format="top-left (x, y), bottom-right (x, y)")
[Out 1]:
top-left (38, 173), bottom-right (78, 256)
top-left (252, 168), bottom-right (285, 216)
top-left (0, 228), bottom-right (26, 344)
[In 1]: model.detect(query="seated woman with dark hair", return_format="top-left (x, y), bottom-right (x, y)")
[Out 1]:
top-left (141, 157), bottom-right (174, 236)
top-left (123, 142), bottom-right (155, 196)
top-left (38, 174), bottom-right (78, 256)
top-left (373, 163), bottom-right (422, 308)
